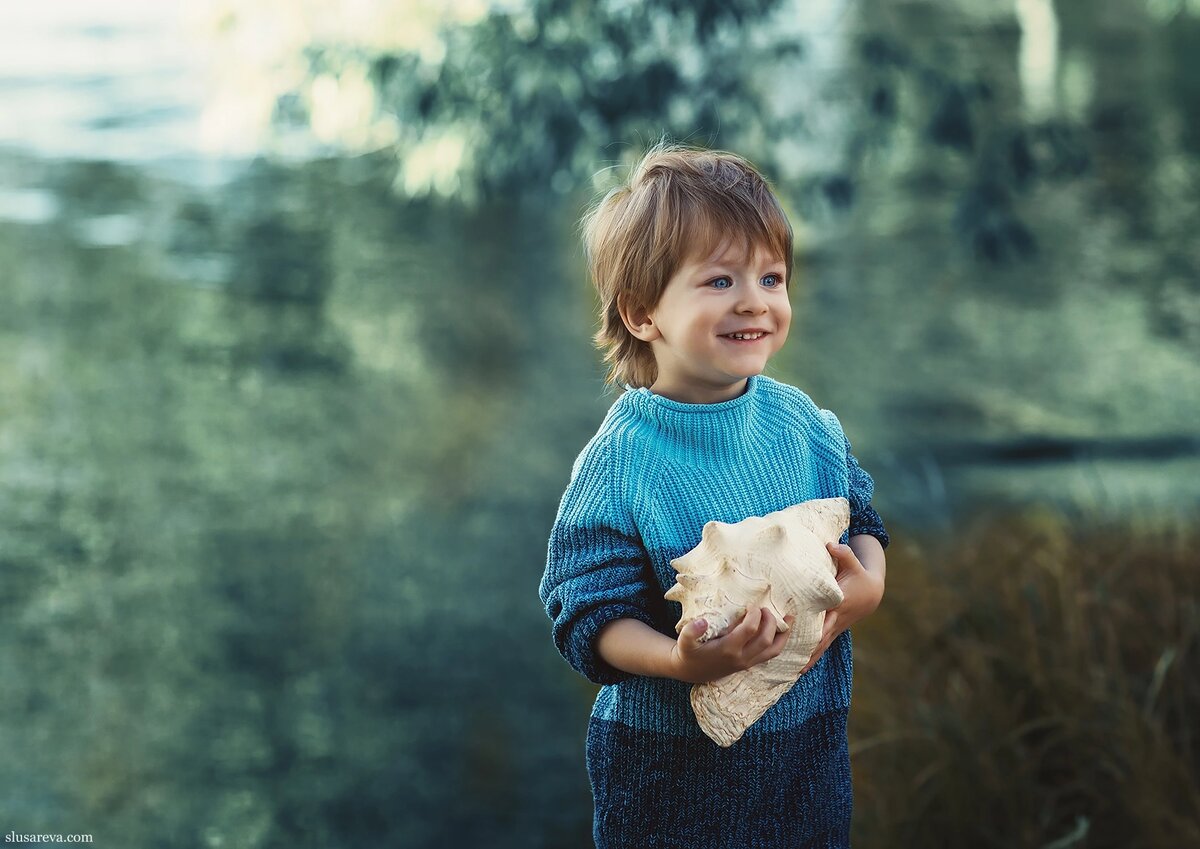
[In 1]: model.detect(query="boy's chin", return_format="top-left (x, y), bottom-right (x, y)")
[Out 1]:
top-left (722, 360), bottom-right (770, 380)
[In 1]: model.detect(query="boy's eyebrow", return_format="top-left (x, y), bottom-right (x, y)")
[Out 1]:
top-left (693, 257), bottom-right (788, 272)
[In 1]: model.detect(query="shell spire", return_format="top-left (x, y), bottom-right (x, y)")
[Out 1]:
top-left (664, 497), bottom-right (850, 747)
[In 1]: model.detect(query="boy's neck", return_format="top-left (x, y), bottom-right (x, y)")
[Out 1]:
top-left (647, 376), bottom-right (751, 405)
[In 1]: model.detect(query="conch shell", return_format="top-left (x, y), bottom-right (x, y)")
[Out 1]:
top-left (664, 497), bottom-right (849, 747)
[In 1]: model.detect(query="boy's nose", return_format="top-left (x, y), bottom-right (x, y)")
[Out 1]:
top-left (736, 288), bottom-right (769, 314)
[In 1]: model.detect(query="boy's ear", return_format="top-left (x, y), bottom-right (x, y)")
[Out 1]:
top-left (617, 295), bottom-right (661, 342)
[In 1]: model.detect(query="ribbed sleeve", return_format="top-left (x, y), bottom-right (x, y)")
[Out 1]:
top-left (846, 437), bottom-right (890, 549)
top-left (540, 442), bottom-right (658, 685)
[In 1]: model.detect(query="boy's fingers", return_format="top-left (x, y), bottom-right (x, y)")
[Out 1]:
top-left (747, 625), bottom-right (789, 667)
top-left (803, 612), bottom-right (845, 672)
top-left (748, 610), bottom-right (773, 651)
top-left (681, 618), bottom-right (708, 649)
top-left (822, 611), bottom-right (839, 639)
top-left (769, 623), bottom-right (790, 654)
top-left (733, 605), bottom-right (762, 641)
top-left (756, 607), bottom-right (781, 643)
top-left (828, 542), bottom-right (864, 578)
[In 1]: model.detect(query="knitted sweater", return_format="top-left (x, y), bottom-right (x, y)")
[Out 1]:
top-left (540, 375), bottom-right (889, 849)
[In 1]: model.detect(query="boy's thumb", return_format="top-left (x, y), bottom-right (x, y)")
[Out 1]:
top-left (687, 618), bottom-right (708, 640)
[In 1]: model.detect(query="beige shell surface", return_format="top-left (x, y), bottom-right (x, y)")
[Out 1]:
top-left (664, 497), bottom-right (849, 747)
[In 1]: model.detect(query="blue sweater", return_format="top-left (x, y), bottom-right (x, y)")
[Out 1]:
top-left (540, 375), bottom-right (889, 848)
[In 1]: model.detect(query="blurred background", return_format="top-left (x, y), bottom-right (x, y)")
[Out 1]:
top-left (1, 0), bottom-right (1198, 846)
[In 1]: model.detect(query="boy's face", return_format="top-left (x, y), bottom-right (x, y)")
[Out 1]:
top-left (623, 240), bottom-right (791, 404)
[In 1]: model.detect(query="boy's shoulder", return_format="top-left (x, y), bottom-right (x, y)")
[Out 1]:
top-left (757, 374), bottom-right (819, 408)
top-left (756, 376), bottom-right (844, 436)
top-left (567, 390), bottom-right (658, 476)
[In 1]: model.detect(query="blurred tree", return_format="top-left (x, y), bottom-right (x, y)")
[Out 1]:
top-left (283, 0), bottom-right (1094, 261)
top-left (364, 0), bottom-right (798, 198)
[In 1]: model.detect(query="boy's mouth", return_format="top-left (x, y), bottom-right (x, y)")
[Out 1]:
top-left (720, 331), bottom-right (768, 341)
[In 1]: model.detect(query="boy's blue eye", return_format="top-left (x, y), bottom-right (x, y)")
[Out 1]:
top-left (710, 277), bottom-right (733, 289)
top-left (761, 274), bottom-right (783, 288)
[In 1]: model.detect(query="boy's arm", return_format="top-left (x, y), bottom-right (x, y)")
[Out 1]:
top-left (593, 619), bottom-right (677, 678)
top-left (848, 532), bottom-right (886, 587)
top-left (597, 535), bottom-right (885, 683)
top-left (541, 441), bottom-right (667, 685)
top-left (799, 534), bottom-right (886, 674)
top-left (596, 607), bottom-right (795, 685)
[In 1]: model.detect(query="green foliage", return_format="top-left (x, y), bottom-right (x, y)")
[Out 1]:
top-left (0, 153), bottom-right (591, 848)
top-left (368, 0), bottom-right (797, 195)
top-left (305, 0), bottom-right (1101, 262)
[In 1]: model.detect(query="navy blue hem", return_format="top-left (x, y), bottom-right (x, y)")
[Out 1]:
top-left (586, 709), bottom-right (852, 849)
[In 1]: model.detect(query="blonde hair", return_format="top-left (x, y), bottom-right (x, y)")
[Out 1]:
top-left (580, 142), bottom-right (794, 388)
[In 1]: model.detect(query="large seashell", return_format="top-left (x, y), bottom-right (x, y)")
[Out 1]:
top-left (664, 497), bottom-right (849, 747)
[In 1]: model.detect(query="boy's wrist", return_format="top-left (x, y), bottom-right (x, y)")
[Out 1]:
top-left (661, 631), bottom-right (708, 682)
top-left (597, 617), bottom-right (694, 681)
top-left (661, 639), bottom-right (688, 680)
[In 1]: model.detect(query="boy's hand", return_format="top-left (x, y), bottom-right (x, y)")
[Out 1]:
top-left (668, 607), bottom-right (796, 684)
top-left (800, 542), bottom-right (885, 674)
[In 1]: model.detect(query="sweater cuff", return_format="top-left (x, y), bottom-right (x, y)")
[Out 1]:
top-left (569, 604), bottom-right (659, 686)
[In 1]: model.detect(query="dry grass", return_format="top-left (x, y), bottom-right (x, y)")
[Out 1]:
top-left (850, 508), bottom-right (1200, 849)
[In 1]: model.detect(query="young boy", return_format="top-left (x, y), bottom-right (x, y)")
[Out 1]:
top-left (539, 143), bottom-right (889, 848)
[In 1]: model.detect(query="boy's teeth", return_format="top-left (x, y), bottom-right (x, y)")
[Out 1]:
top-left (725, 332), bottom-right (764, 340)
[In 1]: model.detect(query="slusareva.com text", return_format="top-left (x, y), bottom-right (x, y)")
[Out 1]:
top-left (5, 833), bottom-right (94, 843)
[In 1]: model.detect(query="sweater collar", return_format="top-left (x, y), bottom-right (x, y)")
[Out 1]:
top-left (619, 375), bottom-right (764, 453)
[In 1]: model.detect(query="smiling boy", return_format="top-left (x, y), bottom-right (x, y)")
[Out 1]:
top-left (539, 143), bottom-right (889, 848)
top-left (620, 240), bottom-right (790, 404)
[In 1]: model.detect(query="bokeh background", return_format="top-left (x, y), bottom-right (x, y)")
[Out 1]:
top-left (1, 0), bottom-right (1198, 846)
